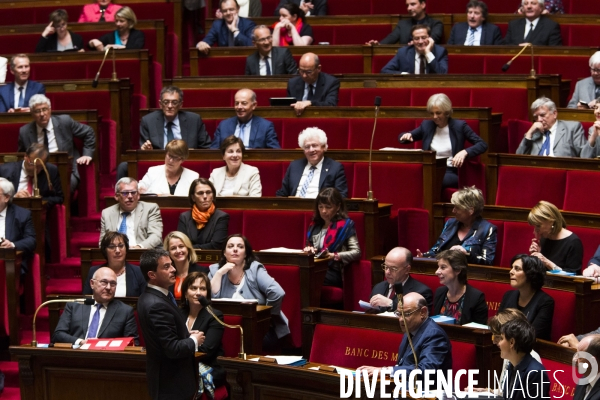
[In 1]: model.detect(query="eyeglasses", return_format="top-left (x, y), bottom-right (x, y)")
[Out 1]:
top-left (298, 69), bottom-right (315, 75)
top-left (590, 68), bottom-right (600, 74)
top-left (106, 243), bottom-right (125, 250)
top-left (33, 107), bottom-right (50, 115)
top-left (255, 36), bottom-right (272, 44)
top-left (161, 100), bottom-right (181, 106)
top-left (93, 279), bottom-right (117, 288)
top-left (118, 190), bottom-right (138, 197)
top-left (166, 153), bottom-right (183, 162)
top-left (196, 190), bottom-right (213, 196)
top-left (381, 263), bottom-right (401, 273)
top-left (303, 143), bottom-right (322, 150)
top-left (492, 334), bottom-right (503, 344)
top-left (393, 308), bottom-right (420, 318)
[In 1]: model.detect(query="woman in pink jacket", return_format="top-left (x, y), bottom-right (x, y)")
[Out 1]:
top-left (78, 0), bottom-right (122, 22)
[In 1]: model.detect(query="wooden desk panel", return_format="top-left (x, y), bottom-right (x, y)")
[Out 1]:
top-left (1, 249), bottom-right (22, 346)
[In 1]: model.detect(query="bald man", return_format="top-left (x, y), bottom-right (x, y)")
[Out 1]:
top-left (286, 52), bottom-right (339, 116)
top-left (52, 267), bottom-right (139, 345)
top-left (357, 292), bottom-right (452, 377)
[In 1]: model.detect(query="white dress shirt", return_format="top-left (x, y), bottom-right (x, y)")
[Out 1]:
top-left (0, 207), bottom-right (6, 240)
top-left (464, 25), bottom-right (482, 45)
top-left (294, 158), bottom-right (324, 198)
top-left (259, 51), bottom-right (273, 76)
top-left (523, 17), bottom-right (540, 40)
top-left (430, 125), bottom-right (453, 167)
top-left (17, 162), bottom-right (30, 193)
top-left (36, 119), bottom-right (58, 152)
top-left (413, 51), bottom-right (436, 74)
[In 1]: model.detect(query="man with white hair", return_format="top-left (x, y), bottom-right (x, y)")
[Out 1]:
top-left (276, 127), bottom-right (348, 198)
top-left (503, 0), bottom-right (562, 46)
top-left (0, 178), bottom-right (36, 270)
top-left (516, 97), bottom-right (585, 157)
top-left (17, 94), bottom-right (96, 192)
top-left (568, 51), bottom-right (600, 109)
top-left (0, 54), bottom-right (46, 113)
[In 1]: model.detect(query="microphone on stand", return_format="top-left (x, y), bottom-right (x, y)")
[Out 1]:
top-left (367, 96), bottom-right (381, 201)
top-left (393, 282), bottom-right (419, 373)
top-left (199, 296), bottom-right (246, 360)
top-left (32, 298), bottom-right (95, 347)
top-left (501, 43), bottom-right (536, 77)
top-left (92, 47), bottom-right (119, 88)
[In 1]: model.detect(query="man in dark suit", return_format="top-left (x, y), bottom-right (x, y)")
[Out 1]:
top-left (381, 25), bottom-right (448, 74)
top-left (245, 25), bottom-right (297, 76)
top-left (274, 0), bottom-right (327, 16)
top-left (0, 178), bottom-right (36, 269)
top-left (503, 0), bottom-right (562, 46)
top-left (447, 0), bottom-right (502, 45)
top-left (276, 127), bottom-right (347, 198)
top-left (287, 52), bottom-right (339, 116)
top-left (210, 88), bottom-right (281, 149)
top-left (366, 0), bottom-right (443, 45)
top-left (196, 0), bottom-right (256, 54)
top-left (368, 247), bottom-right (433, 313)
top-left (137, 249), bottom-right (205, 400)
top-left (18, 94), bottom-right (96, 193)
top-left (572, 335), bottom-right (600, 400)
top-left (0, 143), bottom-right (63, 208)
top-left (52, 267), bottom-right (139, 345)
top-left (357, 292), bottom-right (452, 378)
top-left (0, 54), bottom-right (46, 113)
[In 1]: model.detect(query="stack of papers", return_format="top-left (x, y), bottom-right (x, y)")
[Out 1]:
top-left (249, 355), bottom-right (307, 366)
top-left (358, 300), bottom-right (378, 311)
top-left (431, 315), bottom-right (457, 324)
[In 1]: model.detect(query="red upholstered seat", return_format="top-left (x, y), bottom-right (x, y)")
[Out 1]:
top-left (222, 315), bottom-right (242, 357)
top-left (330, 25), bottom-right (391, 45)
top-left (410, 273), bottom-right (443, 303)
top-left (486, 220), bottom-right (505, 268)
top-left (327, 0), bottom-right (370, 15)
top-left (397, 208), bottom-right (430, 255)
top-left (223, 209), bottom-right (243, 237)
top-left (343, 260), bottom-right (373, 311)
top-left (242, 161), bottom-right (285, 196)
top-left (538, 56), bottom-right (590, 95)
top-left (253, 89), bottom-right (288, 107)
top-left (48, 205), bottom-right (67, 263)
top-left (540, 357), bottom-right (574, 400)
top-left (370, 0), bottom-right (405, 13)
top-left (280, 119), bottom-right (350, 149)
top-left (471, 88), bottom-right (529, 121)
top-left (340, 162), bottom-right (355, 196)
top-left (568, 227), bottom-right (600, 272)
top-left (411, 88), bottom-right (471, 107)
top-left (499, 222), bottom-right (533, 268)
top-left (242, 210), bottom-right (305, 250)
top-left (506, 119), bottom-right (531, 154)
top-left (196, 56), bottom-right (247, 76)
top-left (0, 123), bottom-right (23, 152)
top-left (348, 118), bottom-right (415, 149)
top-left (349, 88), bottom-right (412, 107)
top-left (77, 162), bottom-right (98, 217)
top-left (495, 166), bottom-right (566, 209)
top-left (263, 265), bottom-right (302, 348)
top-left (563, 170), bottom-right (600, 214)
top-left (565, 25), bottom-right (600, 47)
top-left (447, 55), bottom-right (485, 74)
top-left (544, 288), bottom-right (576, 342)
top-left (183, 88), bottom-right (234, 107)
top-left (467, 280), bottom-right (507, 319)
top-left (160, 208), bottom-right (184, 237)
top-left (261, 0), bottom-right (279, 15)
top-left (199, 386), bottom-right (228, 400)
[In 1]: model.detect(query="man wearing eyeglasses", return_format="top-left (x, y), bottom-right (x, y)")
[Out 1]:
top-left (568, 51), bottom-right (600, 110)
top-left (368, 247), bottom-right (433, 313)
top-left (287, 52), bottom-right (340, 116)
top-left (357, 292), bottom-right (452, 378)
top-left (18, 94), bottom-right (95, 193)
top-left (245, 25), bottom-right (297, 76)
top-left (52, 266), bottom-right (139, 345)
top-left (100, 177), bottom-right (163, 249)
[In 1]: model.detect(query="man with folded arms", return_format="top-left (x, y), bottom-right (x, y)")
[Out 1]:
top-left (52, 267), bottom-right (138, 345)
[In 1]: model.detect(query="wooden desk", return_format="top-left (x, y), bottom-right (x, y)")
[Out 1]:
top-left (9, 345), bottom-right (204, 400)
top-left (1, 249), bottom-right (22, 346)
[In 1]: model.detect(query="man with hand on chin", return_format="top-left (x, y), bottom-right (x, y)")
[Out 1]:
top-left (380, 25), bottom-right (448, 74)
top-left (196, 0), bottom-right (255, 54)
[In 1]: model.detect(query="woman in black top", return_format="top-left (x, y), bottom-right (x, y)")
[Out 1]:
top-left (498, 254), bottom-right (554, 341)
top-left (36, 9), bottom-right (85, 53)
top-left (88, 6), bottom-right (145, 51)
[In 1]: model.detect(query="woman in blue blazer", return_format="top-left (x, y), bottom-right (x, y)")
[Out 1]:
top-left (399, 93), bottom-right (488, 189)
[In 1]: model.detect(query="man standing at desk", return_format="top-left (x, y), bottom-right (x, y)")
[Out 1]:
top-left (138, 249), bottom-right (205, 400)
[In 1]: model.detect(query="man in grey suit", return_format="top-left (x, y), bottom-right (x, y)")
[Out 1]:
top-left (52, 267), bottom-right (139, 345)
top-left (245, 25), bottom-right (297, 76)
top-left (516, 97), bottom-right (586, 157)
top-left (100, 177), bottom-right (163, 248)
top-left (568, 51), bottom-right (600, 109)
top-left (18, 94), bottom-right (95, 193)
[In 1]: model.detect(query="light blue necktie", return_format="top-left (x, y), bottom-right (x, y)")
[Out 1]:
top-left (299, 166), bottom-right (316, 198)
top-left (237, 123), bottom-right (247, 146)
top-left (118, 212), bottom-right (130, 234)
top-left (466, 28), bottom-right (476, 46)
top-left (87, 303), bottom-right (102, 338)
top-left (538, 131), bottom-right (551, 156)
top-left (18, 86), bottom-right (24, 108)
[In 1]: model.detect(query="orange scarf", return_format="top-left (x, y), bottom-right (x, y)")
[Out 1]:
top-left (192, 203), bottom-right (215, 230)
top-left (272, 19), bottom-right (304, 47)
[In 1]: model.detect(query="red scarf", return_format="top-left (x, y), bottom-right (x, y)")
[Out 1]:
top-left (272, 19), bottom-right (304, 46)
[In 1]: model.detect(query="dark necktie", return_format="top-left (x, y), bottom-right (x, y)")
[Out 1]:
top-left (166, 121), bottom-right (174, 143)
top-left (419, 55), bottom-right (426, 74)
top-left (18, 86), bottom-right (24, 108)
top-left (524, 22), bottom-right (534, 42)
top-left (307, 84), bottom-right (314, 101)
top-left (388, 285), bottom-right (396, 299)
top-left (228, 30), bottom-right (234, 46)
top-left (466, 27), bottom-right (476, 46)
top-left (538, 131), bottom-right (551, 156)
top-left (595, 85), bottom-right (600, 100)
top-left (42, 128), bottom-right (49, 148)
top-left (99, 7), bottom-right (106, 22)
top-left (87, 304), bottom-right (102, 338)
top-left (168, 291), bottom-right (178, 307)
top-left (265, 56), bottom-right (271, 75)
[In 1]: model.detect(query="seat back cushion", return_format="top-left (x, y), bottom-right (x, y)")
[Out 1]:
top-left (264, 264), bottom-right (302, 348)
top-left (496, 166), bottom-right (566, 209)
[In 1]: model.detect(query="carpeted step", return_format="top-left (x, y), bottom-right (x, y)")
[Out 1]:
top-left (46, 257), bottom-right (81, 279)
top-left (44, 278), bottom-right (82, 296)
top-left (70, 214), bottom-right (102, 232)
top-left (69, 232), bottom-right (100, 257)
top-left (1, 386), bottom-right (21, 399)
top-left (0, 361), bottom-right (19, 387)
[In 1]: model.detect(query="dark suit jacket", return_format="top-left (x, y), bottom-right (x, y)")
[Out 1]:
top-left (574, 379), bottom-right (600, 400)
top-left (18, 115), bottom-right (96, 181)
top-left (433, 284), bottom-right (488, 325)
top-left (503, 353), bottom-right (550, 400)
top-left (274, 0), bottom-right (327, 15)
top-left (210, 115), bottom-right (280, 149)
top-left (447, 22), bottom-right (503, 45)
top-left (370, 276), bottom-right (433, 312)
top-left (380, 15), bottom-right (443, 44)
top-left (381, 44), bottom-right (448, 74)
top-left (139, 110), bottom-right (211, 149)
top-left (35, 30), bottom-right (85, 52)
top-left (503, 16), bottom-right (562, 46)
top-left (499, 289), bottom-right (554, 341)
top-left (0, 161), bottom-right (64, 207)
top-left (287, 72), bottom-right (340, 106)
top-left (4, 203), bottom-right (36, 254)
top-left (276, 156), bottom-right (348, 198)
top-left (185, 306), bottom-right (226, 386)
top-left (0, 80), bottom-right (46, 112)
top-left (405, 118), bottom-right (488, 158)
top-left (177, 209), bottom-right (230, 249)
top-left (83, 263), bottom-right (147, 297)
top-left (97, 28), bottom-right (145, 49)
top-left (52, 299), bottom-right (139, 345)
top-left (245, 47), bottom-right (297, 75)
top-left (393, 317), bottom-right (452, 374)
top-left (137, 286), bottom-right (197, 400)
top-left (201, 17), bottom-right (255, 47)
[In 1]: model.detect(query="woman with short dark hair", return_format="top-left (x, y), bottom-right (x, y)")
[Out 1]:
top-left (432, 249), bottom-right (488, 324)
top-left (272, 2), bottom-right (313, 46)
top-left (209, 135), bottom-right (262, 197)
top-left (36, 9), bottom-right (85, 52)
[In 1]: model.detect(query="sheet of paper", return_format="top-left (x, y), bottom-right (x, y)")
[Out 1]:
top-left (358, 300), bottom-right (378, 310)
top-left (378, 147), bottom-right (424, 152)
top-left (248, 357), bottom-right (260, 362)
top-left (80, 343), bottom-right (91, 350)
top-left (109, 340), bottom-right (123, 347)
top-left (308, 366), bottom-right (320, 371)
top-left (212, 298), bottom-right (258, 303)
top-left (95, 340), bottom-right (109, 347)
top-left (463, 322), bottom-right (490, 330)
top-left (260, 247), bottom-right (304, 253)
top-left (264, 355), bottom-right (303, 365)
top-left (379, 311), bottom-right (397, 318)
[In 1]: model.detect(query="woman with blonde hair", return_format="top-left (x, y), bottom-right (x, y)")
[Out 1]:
top-left (88, 6), bottom-right (145, 51)
top-left (164, 231), bottom-right (209, 299)
top-left (528, 200), bottom-right (583, 273)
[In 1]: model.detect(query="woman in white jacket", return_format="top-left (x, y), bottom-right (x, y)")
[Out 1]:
top-left (209, 135), bottom-right (262, 197)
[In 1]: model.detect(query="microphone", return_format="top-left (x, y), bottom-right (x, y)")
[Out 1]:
top-left (393, 282), bottom-right (404, 307)
top-left (199, 296), bottom-right (246, 360)
top-left (32, 157), bottom-right (53, 197)
top-left (393, 284), bottom-right (418, 375)
top-left (32, 297), bottom-right (94, 347)
top-left (92, 47), bottom-right (119, 88)
top-left (367, 96), bottom-right (381, 201)
top-left (501, 43), bottom-right (536, 77)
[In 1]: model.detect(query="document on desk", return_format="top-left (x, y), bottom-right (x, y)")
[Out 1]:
top-left (260, 247), bottom-right (304, 253)
top-left (249, 356), bottom-right (307, 366)
top-left (462, 322), bottom-right (489, 330)
top-left (358, 300), bottom-right (378, 311)
top-left (307, 365), bottom-right (356, 375)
